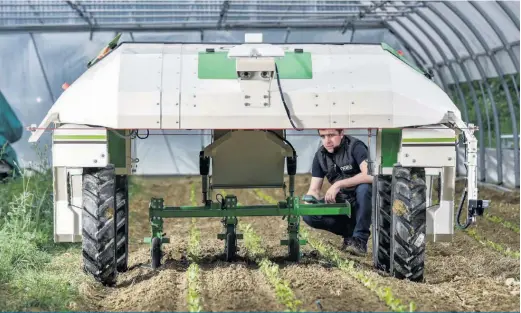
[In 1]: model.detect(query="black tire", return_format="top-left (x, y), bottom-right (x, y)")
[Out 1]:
top-left (115, 174), bottom-right (129, 272)
top-left (372, 166), bottom-right (426, 282)
top-left (82, 165), bottom-right (129, 286)
top-left (151, 237), bottom-right (162, 269)
top-left (288, 238), bottom-right (300, 262)
top-left (225, 232), bottom-right (237, 262)
top-left (224, 224), bottom-right (237, 262)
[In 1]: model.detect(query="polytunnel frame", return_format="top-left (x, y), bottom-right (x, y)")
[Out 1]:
top-left (379, 1), bottom-right (519, 188)
top-left (0, 1), bottom-right (518, 188)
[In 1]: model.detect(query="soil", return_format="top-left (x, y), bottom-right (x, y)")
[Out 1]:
top-left (75, 174), bottom-right (520, 312)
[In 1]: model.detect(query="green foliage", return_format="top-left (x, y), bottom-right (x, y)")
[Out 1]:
top-left (187, 263), bottom-right (203, 313)
top-left (464, 227), bottom-right (520, 259)
top-left (239, 224), bottom-right (303, 312)
top-left (484, 212), bottom-right (520, 233)
top-left (300, 228), bottom-right (416, 312)
top-left (0, 165), bottom-right (82, 311)
top-left (448, 74), bottom-right (520, 148)
top-left (186, 183), bottom-right (203, 312)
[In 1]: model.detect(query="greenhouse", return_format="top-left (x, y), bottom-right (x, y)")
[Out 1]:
top-left (0, 1), bottom-right (520, 312)
top-left (0, 0), bottom-right (519, 189)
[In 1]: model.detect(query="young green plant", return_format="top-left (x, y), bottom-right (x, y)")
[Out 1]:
top-left (252, 189), bottom-right (416, 313)
top-left (239, 223), bottom-right (304, 312)
top-left (217, 189), bottom-right (303, 312)
top-left (186, 182), bottom-right (203, 313)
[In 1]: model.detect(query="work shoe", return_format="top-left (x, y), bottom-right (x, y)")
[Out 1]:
top-left (341, 237), bottom-right (367, 256)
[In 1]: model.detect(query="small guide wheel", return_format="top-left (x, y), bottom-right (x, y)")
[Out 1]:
top-left (225, 231), bottom-right (237, 262)
top-left (288, 238), bottom-right (300, 262)
top-left (151, 237), bottom-right (162, 269)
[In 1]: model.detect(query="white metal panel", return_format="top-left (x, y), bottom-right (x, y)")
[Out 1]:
top-left (53, 167), bottom-right (83, 243)
top-left (53, 143), bottom-right (108, 167)
top-left (389, 55), bottom-right (460, 126)
top-left (46, 50), bottom-right (121, 128)
top-left (27, 41), bottom-right (463, 133)
top-left (118, 44), bottom-right (163, 128)
top-left (160, 45), bottom-right (182, 128)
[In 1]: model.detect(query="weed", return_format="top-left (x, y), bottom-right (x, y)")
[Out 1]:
top-left (0, 159), bottom-right (82, 311)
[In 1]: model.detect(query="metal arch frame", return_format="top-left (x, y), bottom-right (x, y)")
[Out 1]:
top-left (469, 1), bottom-right (519, 71)
top-left (496, 0), bottom-right (520, 31)
top-left (383, 26), bottom-right (431, 75)
top-left (384, 17), bottom-right (472, 127)
top-left (444, 1), bottom-right (520, 188)
top-left (405, 9), bottom-right (486, 182)
top-left (426, 2), bottom-right (505, 186)
top-left (391, 17), bottom-right (472, 124)
top-left (477, 79), bottom-right (494, 148)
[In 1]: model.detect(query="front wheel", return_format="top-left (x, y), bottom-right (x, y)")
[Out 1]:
top-left (372, 166), bottom-right (427, 282)
top-left (82, 165), bottom-right (129, 286)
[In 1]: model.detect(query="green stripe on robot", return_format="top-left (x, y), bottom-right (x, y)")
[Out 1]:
top-left (402, 137), bottom-right (456, 143)
top-left (53, 134), bottom-right (107, 140)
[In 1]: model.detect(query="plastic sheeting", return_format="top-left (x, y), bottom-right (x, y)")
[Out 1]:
top-left (0, 0), bottom-right (518, 188)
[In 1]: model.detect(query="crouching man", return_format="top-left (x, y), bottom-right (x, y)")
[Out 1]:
top-left (303, 129), bottom-right (373, 256)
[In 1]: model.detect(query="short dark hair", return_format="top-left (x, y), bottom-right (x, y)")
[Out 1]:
top-left (317, 129), bottom-right (343, 134)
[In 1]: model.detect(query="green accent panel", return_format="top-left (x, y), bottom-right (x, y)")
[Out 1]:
top-left (381, 128), bottom-right (402, 168)
top-left (151, 203), bottom-right (350, 218)
top-left (381, 42), bottom-right (425, 75)
top-left (198, 51), bottom-right (313, 79)
top-left (53, 134), bottom-right (107, 140)
top-left (108, 130), bottom-right (126, 168)
top-left (280, 239), bottom-right (307, 245)
top-left (402, 137), bottom-right (456, 143)
top-left (143, 237), bottom-right (170, 244)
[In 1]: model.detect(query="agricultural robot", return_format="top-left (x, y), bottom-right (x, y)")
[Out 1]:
top-left (28, 33), bottom-right (489, 286)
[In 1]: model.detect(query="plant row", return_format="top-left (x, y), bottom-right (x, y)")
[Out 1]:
top-left (252, 189), bottom-right (416, 312)
top-left (186, 183), bottom-right (203, 312)
top-left (218, 189), bottom-right (303, 312)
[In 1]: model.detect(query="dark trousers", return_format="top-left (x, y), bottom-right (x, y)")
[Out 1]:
top-left (302, 183), bottom-right (372, 243)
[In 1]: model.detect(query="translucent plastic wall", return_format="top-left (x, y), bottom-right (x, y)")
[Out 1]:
top-left (0, 1), bottom-right (519, 188)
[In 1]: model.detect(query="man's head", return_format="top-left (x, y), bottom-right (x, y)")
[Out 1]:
top-left (318, 129), bottom-right (344, 153)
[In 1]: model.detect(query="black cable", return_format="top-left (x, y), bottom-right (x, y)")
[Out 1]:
top-left (456, 130), bottom-right (471, 229)
top-left (136, 129), bottom-right (149, 139)
top-left (266, 130), bottom-right (297, 157)
top-left (274, 63), bottom-right (303, 131)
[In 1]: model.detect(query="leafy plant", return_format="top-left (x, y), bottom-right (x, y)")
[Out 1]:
top-left (464, 227), bottom-right (520, 259)
top-left (484, 213), bottom-right (519, 233)
top-left (253, 189), bottom-right (415, 312)
top-left (239, 223), bottom-right (303, 312)
top-left (185, 183), bottom-right (203, 312)
top-left (300, 228), bottom-right (415, 312)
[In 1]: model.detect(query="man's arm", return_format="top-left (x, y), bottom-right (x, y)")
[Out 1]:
top-left (307, 177), bottom-right (324, 199)
top-left (333, 142), bottom-right (373, 189)
top-left (307, 154), bottom-right (325, 199)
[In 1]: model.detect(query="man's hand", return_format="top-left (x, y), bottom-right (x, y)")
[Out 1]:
top-left (324, 183), bottom-right (340, 203)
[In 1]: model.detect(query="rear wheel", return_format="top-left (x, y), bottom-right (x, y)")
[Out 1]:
top-left (372, 166), bottom-right (427, 282)
top-left (82, 165), bottom-right (129, 286)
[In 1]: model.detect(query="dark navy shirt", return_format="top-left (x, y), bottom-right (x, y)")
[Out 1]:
top-left (311, 141), bottom-right (368, 179)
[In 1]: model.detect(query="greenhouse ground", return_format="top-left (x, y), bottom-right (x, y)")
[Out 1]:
top-left (1, 174), bottom-right (519, 312)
